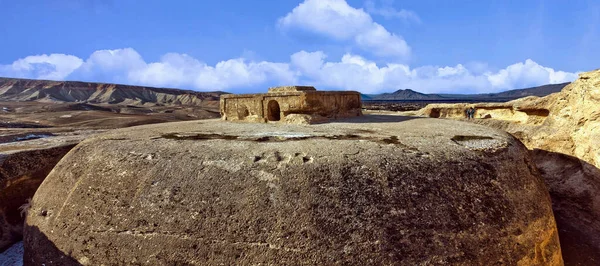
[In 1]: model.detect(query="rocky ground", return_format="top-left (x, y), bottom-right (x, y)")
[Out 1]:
top-left (2, 70), bottom-right (598, 264)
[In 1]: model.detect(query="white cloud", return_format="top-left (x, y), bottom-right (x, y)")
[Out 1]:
top-left (0, 48), bottom-right (578, 94)
top-left (278, 0), bottom-right (410, 59)
top-left (71, 48), bottom-right (146, 83)
top-left (485, 59), bottom-right (579, 90)
top-left (0, 54), bottom-right (83, 80)
top-left (1, 48), bottom-right (297, 91)
top-left (290, 51), bottom-right (577, 94)
top-left (129, 53), bottom-right (297, 91)
top-left (364, 0), bottom-right (421, 23)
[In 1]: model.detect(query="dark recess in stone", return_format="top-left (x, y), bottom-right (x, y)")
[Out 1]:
top-left (451, 135), bottom-right (494, 142)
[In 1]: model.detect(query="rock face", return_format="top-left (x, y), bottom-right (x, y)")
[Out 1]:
top-left (220, 86), bottom-right (362, 124)
top-left (417, 69), bottom-right (600, 263)
top-left (24, 117), bottom-right (562, 265)
top-left (417, 69), bottom-right (600, 168)
top-left (0, 144), bottom-right (75, 252)
top-left (0, 77), bottom-right (224, 106)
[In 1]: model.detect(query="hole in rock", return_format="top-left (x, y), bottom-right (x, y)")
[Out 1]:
top-left (429, 108), bottom-right (441, 118)
top-left (267, 100), bottom-right (281, 121)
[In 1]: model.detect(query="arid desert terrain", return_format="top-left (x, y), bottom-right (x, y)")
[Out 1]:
top-left (1, 71), bottom-right (600, 265)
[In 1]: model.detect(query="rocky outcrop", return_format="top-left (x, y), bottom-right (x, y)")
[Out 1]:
top-left (0, 77), bottom-right (225, 106)
top-left (418, 69), bottom-right (600, 167)
top-left (24, 117), bottom-right (562, 265)
top-left (417, 69), bottom-right (600, 263)
top-left (220, 86), bottom-right (362, 124)
top-left (0, 144), bottom-right (75, 252)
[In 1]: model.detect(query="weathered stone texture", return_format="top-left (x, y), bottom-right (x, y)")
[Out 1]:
top-left (416, 69), bottom-right (600, 263)
top-left (220, 86), bottom-right (362, 123)
top-left (0, 144), bottom-right (75, 252)
top-left (24, 117), bottom-right (561, 265)
top-left (417, 69), bottom-right (600, 167)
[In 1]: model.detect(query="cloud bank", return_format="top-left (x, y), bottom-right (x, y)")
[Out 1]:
top-left (0, 54), bottom-right (83, 80)
top-left (0, 48), bottom-right (578, 94)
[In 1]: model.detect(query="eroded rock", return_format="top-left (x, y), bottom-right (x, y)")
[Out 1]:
top-left (24, 117), bottom-right (562, 265)
top-left (0, 144), bottom-right (75, 252)
top-left (220, 86), bottom-right (362, 124)
top-left (417, 69), bottom-right (600, 263)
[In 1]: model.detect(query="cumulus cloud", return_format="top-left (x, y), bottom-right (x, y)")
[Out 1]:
top-left (364, 0), bottom-right (421, 23)
top-left (129, 53), bottom-right (297, 91)
top-left (278, 0), bottom-right (411, 59)
top-left (0, 48), bottom-right (578, 93)
top-left (71, 48), bottom-right (146, 83)
top-left (0, 54), bottom-right (83, 80)
top-left (289, 51), bottom-right (578, 94)
top-left (486, 59), bottom-right (579, 90)
top-left (0, 48), bottom-right (297, 91)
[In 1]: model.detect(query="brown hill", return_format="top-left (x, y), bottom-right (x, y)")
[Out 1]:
top-left (0, 77), bottom-right (226, 106)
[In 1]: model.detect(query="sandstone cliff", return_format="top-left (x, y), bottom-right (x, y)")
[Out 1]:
top-left (418, 70), bottom-right (599, 167)
top-left (24, 117), bottom-right (562, 265)
top-left (416, 69), bottom-right (600, 264)
top-left (0, 77), bottom-right (225, 106)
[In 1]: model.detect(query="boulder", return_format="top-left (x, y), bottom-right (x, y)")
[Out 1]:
top-left (24, 116), bottom-right (562, 265)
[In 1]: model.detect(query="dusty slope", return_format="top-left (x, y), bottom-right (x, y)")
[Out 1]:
top-left (25, 116), bottom-right (561, 265)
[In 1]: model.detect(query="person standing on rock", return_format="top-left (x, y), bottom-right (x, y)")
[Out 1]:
top-left (467, 107), bottom-right (476, 120)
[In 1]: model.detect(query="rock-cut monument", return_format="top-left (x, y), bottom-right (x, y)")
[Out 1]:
top-left (220, 86), bottom-right (362, 123)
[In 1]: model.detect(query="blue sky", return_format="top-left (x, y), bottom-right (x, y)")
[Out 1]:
top-left (0, 0), bottom-right (598, 94)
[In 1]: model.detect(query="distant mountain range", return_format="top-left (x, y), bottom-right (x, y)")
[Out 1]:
top-left (0, 77), bottom-right (226, 106)
top-left (0, 77), bottom-right (570, 105)
top-left (362, 82), bottom-right (570, 102)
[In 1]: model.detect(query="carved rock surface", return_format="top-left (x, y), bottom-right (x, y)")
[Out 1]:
top-left (24, 116), bottom-right (562, 265)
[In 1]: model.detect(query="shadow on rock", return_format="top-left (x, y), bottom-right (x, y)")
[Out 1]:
top-left (333, 114), bottom-right (422, 124)
top-left (23, 224), bottom-right (81, 266)
top-left (531, 149), bottom-right (600, 266)
top-left (0, 144), bottom-right (76, 252)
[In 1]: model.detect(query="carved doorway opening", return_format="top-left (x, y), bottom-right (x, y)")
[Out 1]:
top-left (267, 100), bottom-right (281, 121)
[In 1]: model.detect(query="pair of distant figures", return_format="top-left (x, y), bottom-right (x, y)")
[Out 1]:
top-left (466, 107), bottom-right (476, 119)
